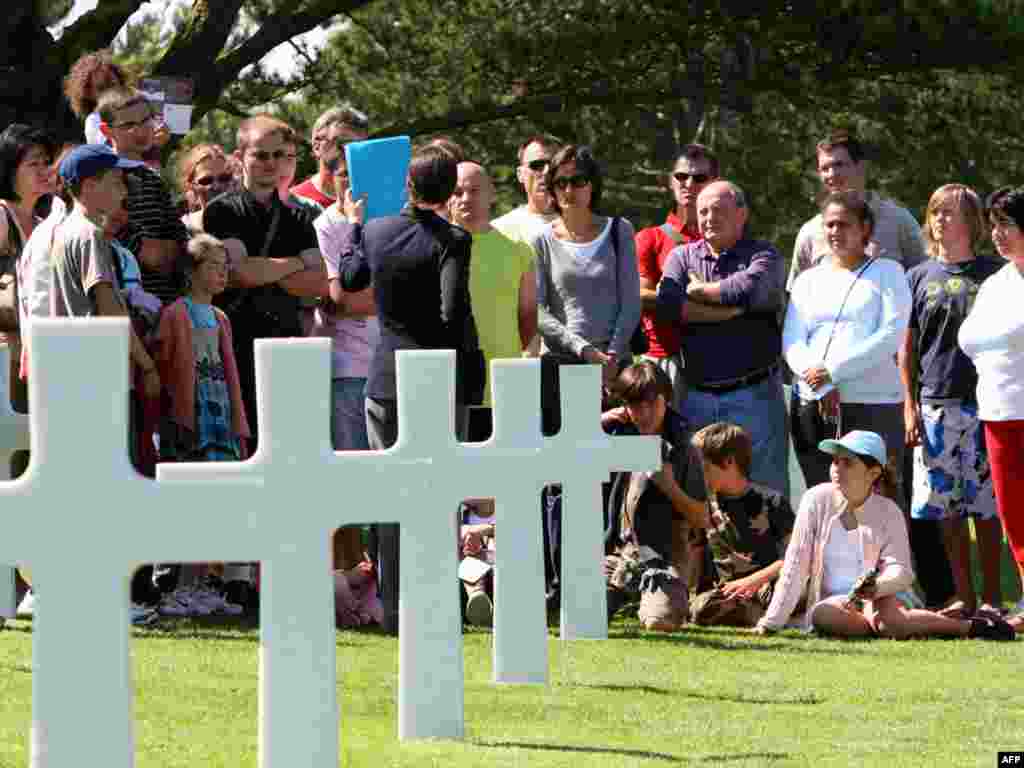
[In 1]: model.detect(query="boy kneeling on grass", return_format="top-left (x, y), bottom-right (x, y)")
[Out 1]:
top-left (601, 362), bottom-right (708, 632)
top-left (689, 422), bottom-right (795, 628)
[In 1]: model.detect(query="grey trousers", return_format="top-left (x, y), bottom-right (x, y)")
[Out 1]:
top-left (794, 400), bottom-right (906, 512)
top-left (365, 397), bottom-right (468, 634)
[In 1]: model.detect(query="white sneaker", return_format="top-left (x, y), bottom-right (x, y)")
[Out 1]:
top-left (16, 589), bottom-right (35, 618)
top-left (130, 603), bottom-right (159, 627)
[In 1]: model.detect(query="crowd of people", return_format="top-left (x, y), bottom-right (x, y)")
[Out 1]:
top-left (0, 47), bottom-right (1022, 643)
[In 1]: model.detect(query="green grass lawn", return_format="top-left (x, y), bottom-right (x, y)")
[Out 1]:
top-left (0, 614), bottom-right (1021, 768)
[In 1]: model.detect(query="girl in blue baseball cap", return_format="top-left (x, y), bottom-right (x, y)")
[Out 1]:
top-left (755, 430), bottom-right (1015, 640)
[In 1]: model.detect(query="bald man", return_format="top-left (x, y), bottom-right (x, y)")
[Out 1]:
top-left (656, 180), bottom-right (789, 496)
top-left (449, 162), bottom-right (537, 403)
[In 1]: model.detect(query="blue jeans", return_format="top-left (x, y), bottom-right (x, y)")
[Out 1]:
top-left (332, 378), bottom-right (370, 451)
top-left (682, 370), bottom-right (789, 498)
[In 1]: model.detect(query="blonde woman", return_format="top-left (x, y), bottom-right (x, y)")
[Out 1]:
top-left (177, 143), bottom-right (235, 234)
top-left (899, 184), bottom-right (1004, 618)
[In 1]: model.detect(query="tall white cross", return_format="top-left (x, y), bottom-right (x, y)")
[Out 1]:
top-left (0, 319), bottom-right (657, 767)
top-left (0, 344), bottom-right (30, 618)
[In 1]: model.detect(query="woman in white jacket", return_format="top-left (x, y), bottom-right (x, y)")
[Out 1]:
top-left (958, 186), bottom-right (1024, 618)
top-left (756, 431), bottom-right (1013, 640)
top-left (784, 191), bottom-right (911, 497)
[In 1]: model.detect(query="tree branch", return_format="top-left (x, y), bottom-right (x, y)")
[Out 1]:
top-left (58, 0), bottom-right (147, 64)
top-left (213, 0), bottom-right (374, 86)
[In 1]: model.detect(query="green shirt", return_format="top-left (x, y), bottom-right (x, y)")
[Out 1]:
top-left (469, 228), bottom-right (534, 405)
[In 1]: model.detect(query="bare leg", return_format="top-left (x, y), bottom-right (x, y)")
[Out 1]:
top-left (809, 596), bottom-right (875, 637)
top-left (974, 517), bottom-right (1004, 608)
top-left (940, 517), bottom-right (975, 613)
top-left (869, 595), bottom-right (969, 639)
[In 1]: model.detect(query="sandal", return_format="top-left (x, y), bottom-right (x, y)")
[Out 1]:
top-left (936, 600), bottom-right (974, 620)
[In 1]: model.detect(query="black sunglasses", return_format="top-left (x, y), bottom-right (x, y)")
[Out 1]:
top-left (552, 173), bottom-right (591, 191)
top-left (526, 158), bottom-right (551, 172)
top-left (193, 173), bottom-right (234, 187)
top-left (673, 172), bottom-right (711, 184)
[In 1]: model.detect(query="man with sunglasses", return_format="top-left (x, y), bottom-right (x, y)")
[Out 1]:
top-left (634, 144), bottom-right (719, 413)
top-left (787, 130), bottom-right (926, 291)
top-left (492, 134), bottom-right (561, 246)
top-left (290, 105), bottom-right (369, 211)
top-left (98, 87), bottom-right (187, 305)
top-left (203, 115), bottom-right (328, 444)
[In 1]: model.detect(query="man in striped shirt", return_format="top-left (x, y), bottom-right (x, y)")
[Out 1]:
top-left (98, 86), bottom-right (187, 304)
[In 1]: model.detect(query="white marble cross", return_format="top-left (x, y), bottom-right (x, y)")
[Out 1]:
top-left (0, 344), bottom-right (30, 618)
top-left (0, 319), bottom-right (658, 767)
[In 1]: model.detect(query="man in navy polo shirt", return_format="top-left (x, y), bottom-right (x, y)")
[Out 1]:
top-left (656, 180), bottom-right (787, 496)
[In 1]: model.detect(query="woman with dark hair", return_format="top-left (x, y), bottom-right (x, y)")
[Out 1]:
top-left (959, 186), bottom-right (1024, 619)
top-left (0, 124), bottom-right (56, 620)
top-left (756, 430), bottom-right (1014, 640)
top-left (783, 190), bottom-right (911, 496)
top-left (0, 124), bottom-right (57, 389)
top-left (533, 144), bottom-right (641, 434)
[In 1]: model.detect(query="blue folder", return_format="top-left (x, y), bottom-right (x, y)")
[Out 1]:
top-left (345, 136), bottom-right (411, 221)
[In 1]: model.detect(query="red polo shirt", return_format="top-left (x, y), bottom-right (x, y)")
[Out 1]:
top-left (290, 177), bottom-right (335, 209)
top-left (634, 211), bottom-right (701, 358)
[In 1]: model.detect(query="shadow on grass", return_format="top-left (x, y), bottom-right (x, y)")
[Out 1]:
top-left (573, 682), bottom-right (821, 705)
top-left (473, 740), bottom-right (789, 763)
top-left (578, 682), bottom-right (673, 695)
top-left (135, 619), bottom-right (360, 648)
top-left (607, 628), bottom-right (872, 655)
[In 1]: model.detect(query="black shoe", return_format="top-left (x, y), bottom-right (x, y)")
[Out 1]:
top-left (224, 580), bottom-right (258, 619)
top-left (968, 616), bottom-right (1015, 641)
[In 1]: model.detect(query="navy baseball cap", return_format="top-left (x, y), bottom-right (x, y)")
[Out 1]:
top-left (58, 144), bottom-right (144, 185)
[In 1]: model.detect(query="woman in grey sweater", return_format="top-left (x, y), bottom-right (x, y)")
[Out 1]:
top-left (532, 144), bottom-right (641, 435)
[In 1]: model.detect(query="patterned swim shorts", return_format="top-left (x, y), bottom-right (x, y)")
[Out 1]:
top-left (911, 401), bottom-right (997, 521)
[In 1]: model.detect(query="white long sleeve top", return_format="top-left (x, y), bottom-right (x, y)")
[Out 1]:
top-left (783, 257), bottom-right (911, 404)
top-left (958, 261), bottom-right (1024, 421)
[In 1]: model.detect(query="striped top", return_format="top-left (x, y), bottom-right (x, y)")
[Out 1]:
top-left (119, 165), bottom-right (187, 304)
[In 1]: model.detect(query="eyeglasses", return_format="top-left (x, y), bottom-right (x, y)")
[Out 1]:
top-left (552, 173), bottom-right (591, 191)
top-left (110, 114), bottom-right (155, 132)
top-left (525, 158), bottom-right (551, 173)
top-left (673, 172), bottom-right (711, 184)
top-left (247, 149), bottom-right (289, 163)
top-left (193, 173), bottom-right (234, 187)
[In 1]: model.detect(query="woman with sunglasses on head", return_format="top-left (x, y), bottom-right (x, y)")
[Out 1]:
top-left (959, 187), bottom-right (1024, 624)
top-left (532, 144), bottom-right (641, 435)
top-left (755, 430), bottom-right (1014, 640)
top-left (783, 191), bottom-right (912, 500)
top-left (178, 144), bottom-right (236, 235)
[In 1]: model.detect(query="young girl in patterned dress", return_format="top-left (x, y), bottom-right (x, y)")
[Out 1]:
top-left (152, 233), bottom-right (251, 616)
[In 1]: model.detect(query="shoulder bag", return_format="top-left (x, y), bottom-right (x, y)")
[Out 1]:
top-left (608, 216), bottom-right (648, 356)
top-left (790, 257), bottom-right (876, 451)
top-left (0, 205), bottom-right (24, 332)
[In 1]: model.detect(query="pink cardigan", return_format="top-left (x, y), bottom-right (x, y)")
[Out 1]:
top-left (154, 299), bottom-right (251, 445)
top-left (758, 482), bottom-right (915, 632)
